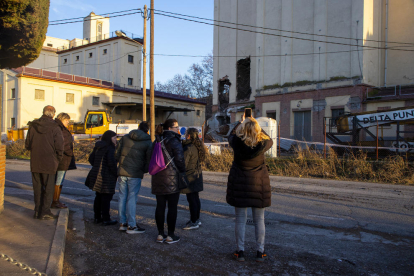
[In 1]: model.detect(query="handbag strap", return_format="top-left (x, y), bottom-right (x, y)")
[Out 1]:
top-left (160, 137), bottom-right (179, 172)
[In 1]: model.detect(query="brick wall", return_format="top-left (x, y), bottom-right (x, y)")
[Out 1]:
top-left (255, 85), bottom-right (368, 143)
top-left (0, 145), bottom-right (6, 213)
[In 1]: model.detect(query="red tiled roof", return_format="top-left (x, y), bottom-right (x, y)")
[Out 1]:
top-left (12, 67), bottom-right (206, 105)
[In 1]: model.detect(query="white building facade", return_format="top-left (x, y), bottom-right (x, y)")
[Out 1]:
top-left (213, 0), bottom-right (414, 143)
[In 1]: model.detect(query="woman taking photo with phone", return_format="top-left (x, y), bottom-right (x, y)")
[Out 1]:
top-left (227, 113), bottom-right (273, 262)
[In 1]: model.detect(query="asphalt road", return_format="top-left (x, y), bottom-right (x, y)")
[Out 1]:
top-left (4, 159), bottom-right (414, 275)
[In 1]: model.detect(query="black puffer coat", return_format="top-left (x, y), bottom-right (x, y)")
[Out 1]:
top-left (56, 119), bottom-right (76, 171)
top-left (85, 140), bottom-right (117, 194)
top-left (25, 115), bottom-right (63, 174)
top-left (151, 131), bottom-right (186, 195)
top-left (226, 123), bottom-right (273, 208)
top-left (115, 129), bottom-right (152, 178)
top-left (181, 140), bottom-right (203, 194)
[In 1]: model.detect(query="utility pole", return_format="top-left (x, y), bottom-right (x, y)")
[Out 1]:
top-left (150, 0), bottom-right (155, 141)
top-left (142, 5), bottom-right (148, 121)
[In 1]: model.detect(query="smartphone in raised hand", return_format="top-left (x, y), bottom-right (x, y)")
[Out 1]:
top-left (244, 108), bottom-right (252, 118)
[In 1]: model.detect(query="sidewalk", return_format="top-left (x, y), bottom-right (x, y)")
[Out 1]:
top-left (0, 193), bottom-right (68, 276)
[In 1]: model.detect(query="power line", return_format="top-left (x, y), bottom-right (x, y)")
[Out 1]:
top-left (49, 9), bottom-right (141, 23)
top-left (154, 11), bottom-right (414, 52)
top-left (154, 8), bottom-right (414, 47)
top-left (49, 11), bottom-right (141, 26)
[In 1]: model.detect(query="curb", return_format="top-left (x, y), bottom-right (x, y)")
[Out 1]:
top-left (46, 208), bottom-right (69, 276)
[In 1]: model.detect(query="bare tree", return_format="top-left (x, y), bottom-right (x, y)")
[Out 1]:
top-left (186, 52), bottom-right (213, 98)
top-left (156, 52), bottom-right (213, 99)
top-left (156, 74), bottom-right (191, 96)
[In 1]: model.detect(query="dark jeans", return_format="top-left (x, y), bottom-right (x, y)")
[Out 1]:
top-left (94, 192), bottom-right (114, 221)
top-left (155, 192), bottom-right (180, 236)
top-left (186, 192), bottom-right (201, 223)
top-left (32, 172), bottom-right (56, 215)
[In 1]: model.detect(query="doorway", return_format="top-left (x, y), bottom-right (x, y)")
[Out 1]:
top-left (294, 111), bottom-right (312, 141)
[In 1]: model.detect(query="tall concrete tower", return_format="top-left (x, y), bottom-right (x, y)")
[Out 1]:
top-left (83, 12), bottom-right (110, 43)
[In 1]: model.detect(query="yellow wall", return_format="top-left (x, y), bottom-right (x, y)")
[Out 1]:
top-left (16, 76), bottom-right (205, 129)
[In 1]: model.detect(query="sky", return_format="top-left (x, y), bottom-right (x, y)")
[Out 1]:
top-left (47, 0), bottom-right (214, 84)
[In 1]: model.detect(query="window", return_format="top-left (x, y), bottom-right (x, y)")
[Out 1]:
top-left (128, 55), bottom-right (134, 63)
top-left (115, 107), bottom-right (121, 115)
top-left (11, 118), bottom-right (16, 128)
top-left (128, 78), bottom-right (133, 86)
top-left (76, 56), bottom-right (79, 61)
top-left (35, 89), bottom-right (45, 100)
top-left (47, 43), bottom-right (53, 47)
top-left (103, 49), bottom-right (107, 54)
top-left (66, 93), bottom-right (74, 104)
top-left (155, 110), bottom-right (158, 117)
top-left (196, 110), bottom-right (201, 116)
top-left (11, 88), bottom-right (16, 99)
top-left (63, 58), bottom-right (67, 64)
top-left (266, 111), bottom-right (276, 120)
top-left (184, 111), bottom-right (188, 116)
top-left (86, 114), bottom-right (103, 128)
top-left (92, 96), bottom-right (100, 106)
top-left (89, 52), bottom-right (93, 58)
top-left (331, 108), bottom-right (345, 127)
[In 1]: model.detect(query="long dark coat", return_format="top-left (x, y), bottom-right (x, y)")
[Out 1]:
top-left (85, 140), bottom-right (117, 194)
top-left (25, 115), bottom-right (63, 174)
top-left (181, 140), bottom-right (203, 194)
top-left (55, 119), bottom-right (76, 171)
top-left (226, 124), bottom-right (273, 208)
top-left (151, 131), bottom-right (186, 195)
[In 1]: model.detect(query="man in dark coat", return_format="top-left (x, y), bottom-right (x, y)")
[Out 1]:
top-left (25, 105), bottom-right (64, 219)
top-left (115, 121), bottom-right (152, 234)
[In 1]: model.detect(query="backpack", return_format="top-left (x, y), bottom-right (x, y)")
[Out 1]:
top-left (148, 138), bottom-right (174, 175)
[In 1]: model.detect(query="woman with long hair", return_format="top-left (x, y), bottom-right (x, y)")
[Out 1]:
top-left (181, 128), bottom-right (205, 230)
top-left (226, 115), bottom-right (273, 262)
top-left (85, 130), bottom-right (118, 226)
top-left (151, 119), bottom-right (186, 244)
top-left (51, 112), bottom-right (76, 209)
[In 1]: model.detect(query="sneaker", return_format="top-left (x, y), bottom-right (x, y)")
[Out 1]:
top-left (126, 225), bottom-right (145, 234)
top-left (119, 223), bottom-right (128, 231)
top-left (156, 234), bottom-right (167, 243)
top-left (186, 219), bottom-right (202, 226)
top-left (256, 251), bottom-right (268, 262)
top-left (183, 221), bottom-right (199, 230)
top-left (165, 235), bottom-right (180, 244)
top-left (234, 250), bottom-right (245, 262)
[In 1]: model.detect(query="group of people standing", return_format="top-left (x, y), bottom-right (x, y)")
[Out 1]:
top-left (25, 105), bottom-right (272, 262)
top-left (84, 118), bottom-right (205, 245)
top-left (25, 105), bottom-right (76, 219)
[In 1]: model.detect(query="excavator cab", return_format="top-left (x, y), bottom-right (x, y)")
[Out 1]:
top-left (84, 111), bottom-right (108, 135)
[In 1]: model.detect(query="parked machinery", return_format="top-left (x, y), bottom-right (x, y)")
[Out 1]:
top-left (325, 106), bottom-right (414, 154)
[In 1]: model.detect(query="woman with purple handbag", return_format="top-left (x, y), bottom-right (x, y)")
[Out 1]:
top-left (151, 118), bottom-right (186, 244)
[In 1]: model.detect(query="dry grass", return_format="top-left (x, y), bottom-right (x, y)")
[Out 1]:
top-left (6, 139), bottom-right (94, 163)
top-left (202, 146), bottom-right (414, 185)
top-left (6, 140), bottom-right (413, 185)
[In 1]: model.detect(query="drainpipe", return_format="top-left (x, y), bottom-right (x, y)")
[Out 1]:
top-left (384, 0), bottom-right (389, 87)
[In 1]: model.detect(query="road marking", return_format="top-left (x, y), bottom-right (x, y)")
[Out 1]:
top-left (307, 215), bottom-right (345, 220)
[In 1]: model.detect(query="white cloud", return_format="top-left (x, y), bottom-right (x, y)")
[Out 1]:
top-left (50, 0), bottom-right (95, 12)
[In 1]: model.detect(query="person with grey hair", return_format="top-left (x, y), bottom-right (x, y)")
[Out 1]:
top-left (25, 105), bottom-right (64, 220)
top-left (51, 112), bottom-right (77, 209)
